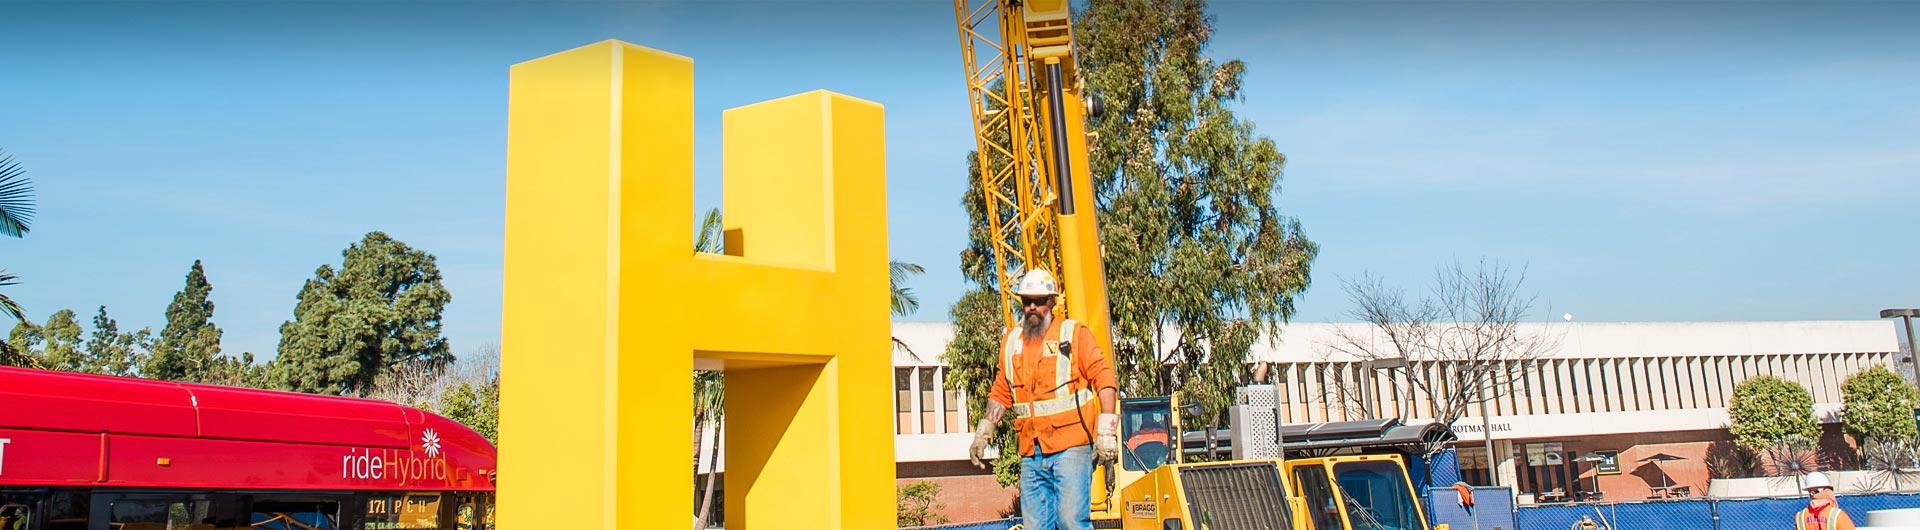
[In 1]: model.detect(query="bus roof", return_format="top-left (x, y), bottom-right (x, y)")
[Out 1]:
top-left (0, 365), bottom-right (496, 491)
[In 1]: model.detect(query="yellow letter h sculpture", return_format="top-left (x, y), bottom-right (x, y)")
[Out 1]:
top-left (500, 40), bottom-right (895, 529)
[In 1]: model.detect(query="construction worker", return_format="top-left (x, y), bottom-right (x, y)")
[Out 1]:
top-left (1796, 472), bottom-right (1856, 530)
top-left (968, 268), bottom-right (1118, 530)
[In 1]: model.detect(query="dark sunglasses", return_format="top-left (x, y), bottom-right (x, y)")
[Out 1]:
top-left (1021, 297), bottom-right (1051, 307)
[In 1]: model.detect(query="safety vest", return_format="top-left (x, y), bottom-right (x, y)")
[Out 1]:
top-left (1796, 505), bottom-right (1854, 530)
top-left (1001, 318), bottom-right (1101, 455)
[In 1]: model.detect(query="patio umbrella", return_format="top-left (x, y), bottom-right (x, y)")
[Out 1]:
top-left (1574, 453), bottom-right (1611, 497)
top-left (1639, 453), bottom-right (1686, 490)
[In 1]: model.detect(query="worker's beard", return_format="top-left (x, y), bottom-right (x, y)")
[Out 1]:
top-left (1022, 312), bottom-right (1048, 339)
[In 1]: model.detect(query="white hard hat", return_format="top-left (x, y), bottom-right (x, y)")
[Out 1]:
top-left (1013, 269), bottom-right (1059, 298)
top-left (1805, 472), bottom-right (1833, 491)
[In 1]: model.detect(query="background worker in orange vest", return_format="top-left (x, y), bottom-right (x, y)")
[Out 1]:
top-left (1796, 472), bottom-right (1855, 530)
top-left (968, 269), bottom-right (1119, 530)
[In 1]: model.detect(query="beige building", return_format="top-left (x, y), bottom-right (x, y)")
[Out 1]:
top-left (883, 320), bottom-right (1905, 519)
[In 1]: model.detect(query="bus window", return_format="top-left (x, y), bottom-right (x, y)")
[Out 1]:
top-left (480, 498), bottom-right (494, 530)
top-left (362, 494), bottom-right (440, 530)
top-left (250, 500), bottom-right (339, 530)
top-left (0, 502), bottom-right (30, 530)
top-left (109, 499), bottom-right (213, 530)
top-left (454, 496), bottom-right (476, 530)
top-left (41, 491), bottom-right (87, 530)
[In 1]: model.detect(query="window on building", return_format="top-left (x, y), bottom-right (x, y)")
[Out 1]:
top-left (919, 367), bottom-right (937, 433)
top-left (1518, 442), bottom-right (1578, 502)
top-left (1457, 446), bottom-right (1493, 487)
top-left (942, 368), bottom-right (964, 433)
top-left (896, 367), bottom-right (914, 434)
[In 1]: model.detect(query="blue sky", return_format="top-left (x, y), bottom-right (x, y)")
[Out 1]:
top-left (2, 1), bottom-right (1916, 359)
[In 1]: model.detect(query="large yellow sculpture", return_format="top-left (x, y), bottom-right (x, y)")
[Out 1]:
top-left (499, 40), bottom-right (895, 529)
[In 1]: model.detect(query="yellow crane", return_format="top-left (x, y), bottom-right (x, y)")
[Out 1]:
top-left (949, 2), bottom-right (1449, 529)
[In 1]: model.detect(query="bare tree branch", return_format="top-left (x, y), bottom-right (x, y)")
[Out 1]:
top-left (1319, 260), bottom-right (1561, 453)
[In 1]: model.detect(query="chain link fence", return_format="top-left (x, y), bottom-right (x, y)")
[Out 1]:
top-left (899, 517), bottom-right (1020, 530)
top-left (903, 489), bottom-right (1920, 530)
top-left (1512, 492), bottom-right (1920, 530)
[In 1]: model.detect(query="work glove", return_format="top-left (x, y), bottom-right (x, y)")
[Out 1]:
top-left (969, 421), bottom-right (997, 470)
top-left (1094, 413), bottom-right (1120, 465)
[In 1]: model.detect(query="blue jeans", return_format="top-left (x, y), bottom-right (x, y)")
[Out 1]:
top-left (1020, 444), bottom-right (1094, 530)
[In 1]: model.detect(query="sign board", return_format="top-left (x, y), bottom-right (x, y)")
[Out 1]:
top-left (1526, 444), bottom-right (1546, 466)
top-left (1594, 450), bottom-right (1621, 475)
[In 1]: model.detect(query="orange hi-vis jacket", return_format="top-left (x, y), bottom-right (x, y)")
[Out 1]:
top-left (989, 317), bottom-right (1119, 456)
top-left (1796, 503), bottom-right (1855, 530)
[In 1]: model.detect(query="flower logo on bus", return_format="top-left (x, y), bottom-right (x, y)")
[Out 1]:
top-left (422, 429), bottom-right (442, 457)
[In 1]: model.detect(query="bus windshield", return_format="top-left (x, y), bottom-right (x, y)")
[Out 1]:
top-left (1332, 460), bottom-right (1426, 530)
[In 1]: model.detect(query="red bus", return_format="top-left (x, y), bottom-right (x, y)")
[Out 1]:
top-left (0, 366), bottom-right (496, 530)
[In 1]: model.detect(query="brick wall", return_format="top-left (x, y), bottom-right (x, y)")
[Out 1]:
top-left (899, 461), bottom-right (1019, 523)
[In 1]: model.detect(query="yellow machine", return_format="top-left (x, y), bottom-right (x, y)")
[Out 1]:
top-left (948, 2), bottom-right (1444, 529)
top-left (1115, 454), bottom-right (1437, 530)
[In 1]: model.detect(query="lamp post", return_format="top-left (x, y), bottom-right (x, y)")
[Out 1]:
top-left (1883, 309), bottom-right (1920, 395)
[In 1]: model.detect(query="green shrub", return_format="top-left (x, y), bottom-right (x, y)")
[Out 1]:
top-left (1842, 365), bottom-right (1919, 444)
top-left (1729, 375), bottom-right (1820, 451)
top-left (897, 480), bottom-right (950, 527)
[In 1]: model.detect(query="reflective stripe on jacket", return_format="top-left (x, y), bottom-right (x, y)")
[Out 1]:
top-left (987, 317), bottom-right (1116, 456)
top-left (1796, 504), bottom-right (1855, 530)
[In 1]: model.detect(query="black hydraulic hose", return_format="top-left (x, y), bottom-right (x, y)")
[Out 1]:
top-left (1045, 61), bottom-right (1075, 216)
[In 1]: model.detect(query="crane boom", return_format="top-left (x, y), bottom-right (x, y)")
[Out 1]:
top-left (952, 0), bottom-right (1121, 516)
top-left (950, 0), bottom-right (1113, 373)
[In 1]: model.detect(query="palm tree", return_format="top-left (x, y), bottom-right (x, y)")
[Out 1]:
top-left (0, 149), bottom-right (36, 363)
top-left (692, 208), bottom-right (726, 529)
top-left (686, 208), bottom-right (926, 528)
top-left (890, 261), bottom-right (926, 316)
top-left (0, 150), bottom-right (31, 239)
top-left (889, 260), bottom-right (926, 359)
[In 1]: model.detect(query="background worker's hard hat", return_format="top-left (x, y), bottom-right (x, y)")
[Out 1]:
top-left (1805, 472), bottom-right (1833, 491)
top-left (1014, 269), bottom-right (1059, 297)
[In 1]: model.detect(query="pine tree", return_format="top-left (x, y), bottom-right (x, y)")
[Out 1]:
top-left (269, 232), bottom-right (452, 395)
top-left (85, 306), bottom-right (147, 377)
top-left (145, 260), bottom-right (221, 381)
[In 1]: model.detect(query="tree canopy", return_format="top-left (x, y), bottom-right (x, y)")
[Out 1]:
top-left (269, 231), bottom-right (452, 395)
